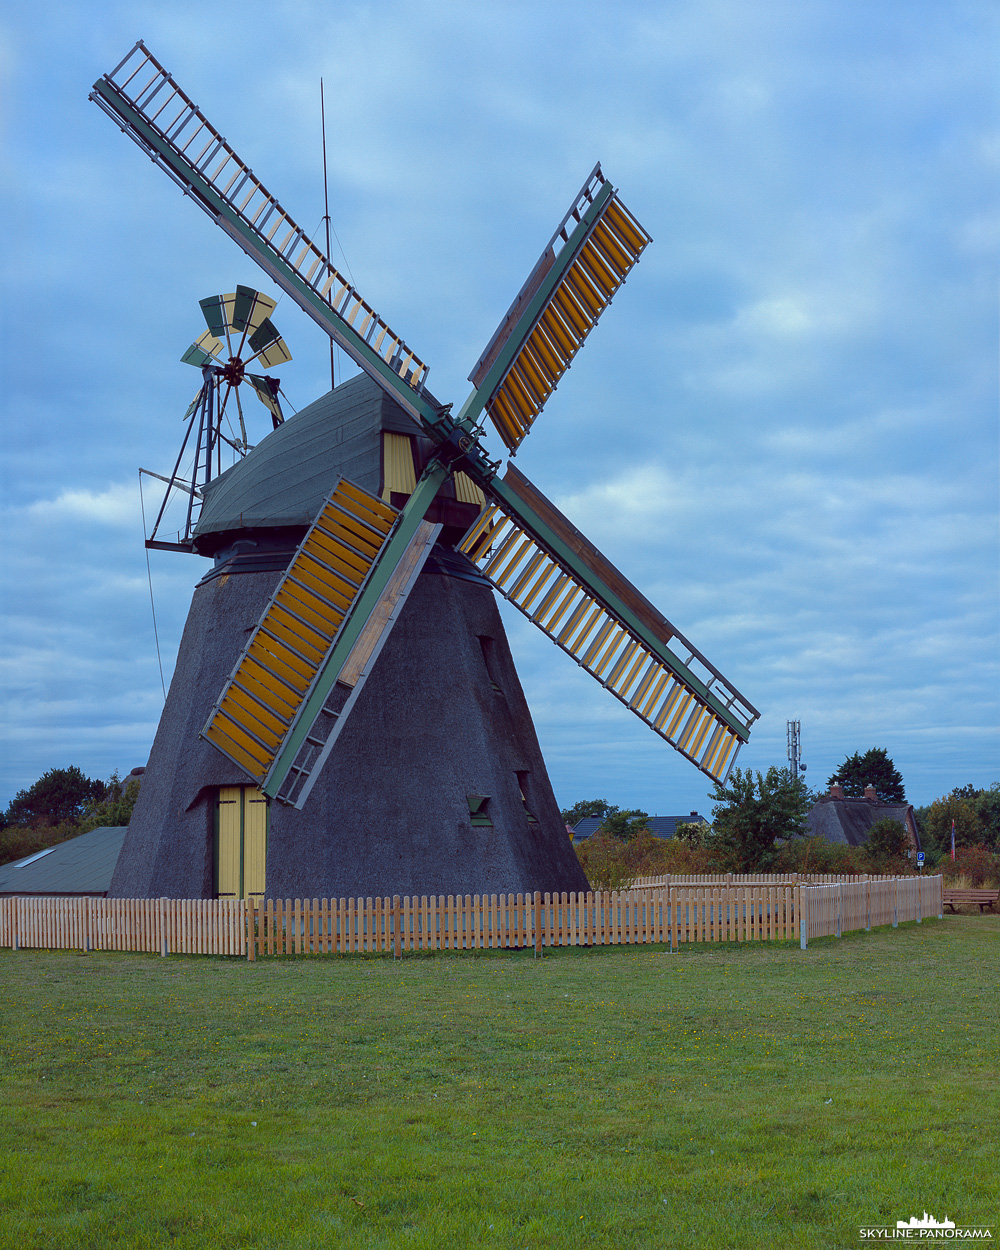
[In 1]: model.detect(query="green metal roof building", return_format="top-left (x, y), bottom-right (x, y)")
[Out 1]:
top-left (0, 826), bottom-right (128, 897)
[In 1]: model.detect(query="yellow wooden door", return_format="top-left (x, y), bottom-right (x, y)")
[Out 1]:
top-left (215, 786), bottom-right (268, 901)
top-left (216, 786), bottom-right (243, 899)
top-left (242, 789), bottom-right (268, 901)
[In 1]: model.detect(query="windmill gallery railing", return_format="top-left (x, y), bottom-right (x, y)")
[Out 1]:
top-left (0, 877), bottom-right (943, 958)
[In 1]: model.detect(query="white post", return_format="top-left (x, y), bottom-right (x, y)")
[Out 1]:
top-left (670, 887), bottom-right (678, 953)
top-left (799, 886), bottom-right (809, 951)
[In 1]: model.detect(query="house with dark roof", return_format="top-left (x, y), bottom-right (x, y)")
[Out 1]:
top-left (571, 812), bottom-right (710, 842)
top-left (0, 826), bottom-right (128, 897)
top-left (807, 784), bottom-right (921, 853)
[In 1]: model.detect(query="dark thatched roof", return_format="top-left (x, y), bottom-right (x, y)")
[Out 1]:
top-left (807, 797), bottom-right (921, 851)
top-left (194, 372), bottom-right (423, 540)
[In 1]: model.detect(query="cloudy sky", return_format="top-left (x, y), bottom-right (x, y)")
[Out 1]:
top-left (2, 0), bottom-right (997, 816)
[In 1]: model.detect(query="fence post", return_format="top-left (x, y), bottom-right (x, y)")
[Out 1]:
top-left (393, 895), bottom-right (401, 959)
top-left (669, 886), bottom-right (677, 952)
top-left (892, 878), bottom-right (898, 928)
top-left (836, 883), bottom-right (842, 939)
top-left (799, 887), bottom-right (809, 950)
top-left (937, 875), bottom-right (943, 921)
top-left (533, 891), bottom-right (542, 958)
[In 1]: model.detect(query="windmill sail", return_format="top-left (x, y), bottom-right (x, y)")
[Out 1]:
top-left (202, 467), bottom-right (446, 806)
top-left (96, 41), bottom-right (760, 801)
top-left (462, 165), bottom-right (651, 451)
top-left (91, 42), bottom-right (438, 427)
top-left (460, 465), bottom-right (758, 782)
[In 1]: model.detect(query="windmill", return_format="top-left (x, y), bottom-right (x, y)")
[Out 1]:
top-left (94, 42), bottom-right (760, 903)
top-left (145, 287), bottom-right (290, 551)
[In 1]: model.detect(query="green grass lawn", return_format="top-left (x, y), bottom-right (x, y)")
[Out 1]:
top-left (0, 914), bottom-right (996, 1249)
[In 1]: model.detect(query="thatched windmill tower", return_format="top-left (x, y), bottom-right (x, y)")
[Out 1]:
top-left (113, 372), bottom-right (588, 899)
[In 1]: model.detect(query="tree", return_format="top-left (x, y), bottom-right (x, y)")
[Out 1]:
top-left (862, 818), bottom-right (910, 872)
top-left (710, 766), bottom-right (811, 872)
top-left (3, 766), bottom-right (107, 830)
top-left (827, 748), bottom-right (905, 802)
top-left (79, 771), bottom-right (142, 832)
top-left (972, 784), bottom-right (1000, 852)
top-left (924, 793), bottom-right (983, 853)
top-left (601, 809), bottom-right (651, 841)
top-left (674, 820), bottom-right (707, 848)
top-left (919, 784), bottom-right (1000, 854)
top-left (560, 799), bottom-right (616, 828)
top-left (559, 799), bottom-right (651, 839)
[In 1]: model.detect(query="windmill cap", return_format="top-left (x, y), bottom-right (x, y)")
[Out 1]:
top-left (193, 373), bottom-right (420, 545)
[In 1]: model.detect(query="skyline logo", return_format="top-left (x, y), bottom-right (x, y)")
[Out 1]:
top-left (898, 1215), bottom-right (957, 1231)
top-left (859, 1212), bottom-right (993, 1241)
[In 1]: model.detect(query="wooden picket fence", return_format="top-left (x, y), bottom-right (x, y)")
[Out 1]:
top-left (802, 875), bottom-right (943, 939)
top-left (632, 872), bottom-right (900, 887)
top-left (0, 877), bottom-right (943, 957)
top-left (246, 885), bottom-right (801, 958)
top-left (0, 895), bottom-right (246, 957)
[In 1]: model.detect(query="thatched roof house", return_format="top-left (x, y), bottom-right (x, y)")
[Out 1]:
top-left (808, 783), bottom-right (921, 853)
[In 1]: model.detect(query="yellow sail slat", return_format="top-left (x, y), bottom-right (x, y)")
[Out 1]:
top-left (459, 489), bottom-right (749, 782)
top-left (203, 477), bottom-right (401, 782)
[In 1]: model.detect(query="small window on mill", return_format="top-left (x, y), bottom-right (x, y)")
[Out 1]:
top-left (478, 636), bottom-right (501, 692)
top-left (467, 795), bottom-right (492, 827)
top-left (516, 772), bottom-right (539, 824)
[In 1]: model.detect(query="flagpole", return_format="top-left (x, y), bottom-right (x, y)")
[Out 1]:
top-left (321, 79), bottom-right (336, 392)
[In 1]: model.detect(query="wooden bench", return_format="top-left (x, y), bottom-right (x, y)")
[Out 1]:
top-left (942, 888), bottom-right (1000, 914)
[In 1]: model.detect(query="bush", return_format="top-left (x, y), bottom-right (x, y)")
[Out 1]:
top-left (939, 844), bottom-right (1000, 889)
top-left (575, 832), bottom-right (647, 890)
top-left (0, 820), bottom-right (82, 868)
top-left (576, 830), bottom-right (724, 888)
top-left (861, 818), bottom-right (911, 874)
top-left (674, 821), bottom-right (708, 848)
top-left (772, 835), bottom-right (861, 876)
